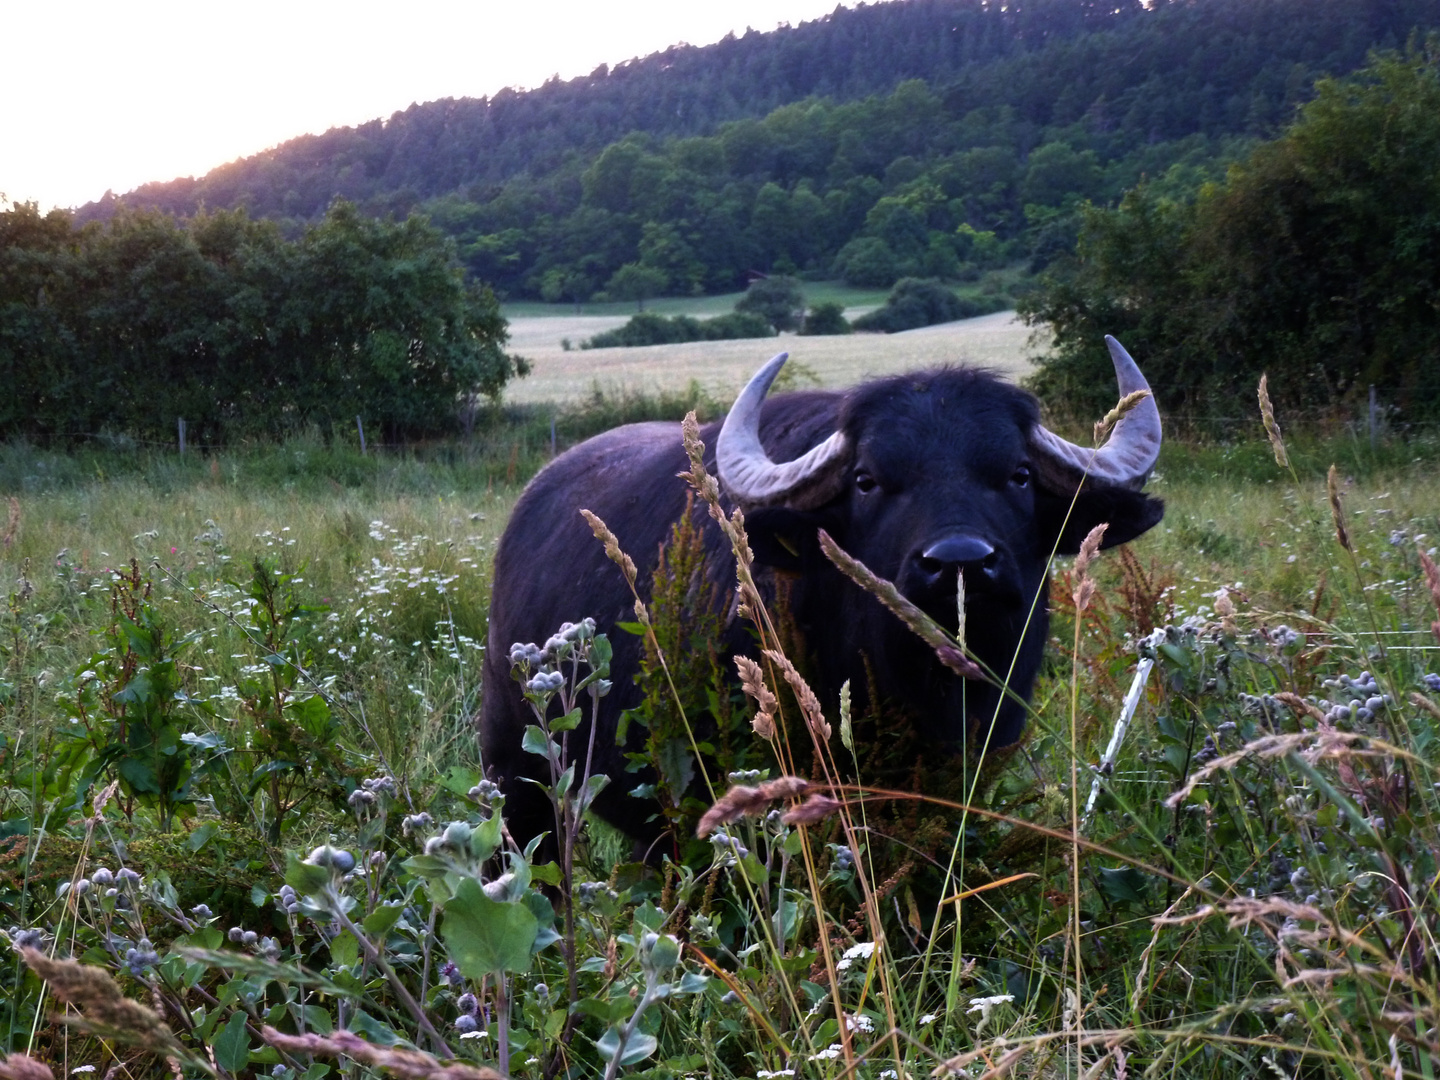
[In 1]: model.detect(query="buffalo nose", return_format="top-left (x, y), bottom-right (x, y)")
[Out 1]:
top-left (914, 535), bottom-right (999, 591)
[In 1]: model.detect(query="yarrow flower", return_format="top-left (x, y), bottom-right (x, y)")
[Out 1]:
top-left (836, 940), bottom-right (876, 971)
top-left (966, 993), bottom-right (1014, 1035)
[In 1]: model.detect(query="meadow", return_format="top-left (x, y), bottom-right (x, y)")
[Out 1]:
top-left (3, 320), bottom-right (1440, 1079)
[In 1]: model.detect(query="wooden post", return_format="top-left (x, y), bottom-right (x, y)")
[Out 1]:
top-left (357, 415), bottom-right (367, 455)
top-left (178, 417), bottom-right (186, 455)
top-left (1369, 385), bottom-right (1377, 450)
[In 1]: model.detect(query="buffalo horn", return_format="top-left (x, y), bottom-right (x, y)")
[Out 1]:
top-left (1029, 335), bottom-right (1162, 491)
top-left (716, 352), bottom-right (852, 510)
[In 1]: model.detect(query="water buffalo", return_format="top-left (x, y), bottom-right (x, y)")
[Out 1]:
top-left (480, 338), bottom-right (1163, 849)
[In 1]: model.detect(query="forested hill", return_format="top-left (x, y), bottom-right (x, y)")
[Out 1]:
top-left (80, 0), bottom-right (1430, 226)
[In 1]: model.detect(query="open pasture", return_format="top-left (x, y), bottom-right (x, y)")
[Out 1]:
top-left (502, 309), bottom-right (1040, 404)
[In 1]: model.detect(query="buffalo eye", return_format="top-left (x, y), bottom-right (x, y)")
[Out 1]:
top-left (1011, 464), bottom-right (1032, 488)
top-left (854, 469), bottom-right (878, 493)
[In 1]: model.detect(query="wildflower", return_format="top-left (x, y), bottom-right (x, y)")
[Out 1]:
top-left (807, 1045), bottom-right (843, 1061)
top-left (918, 1012), bottom-right (940, 1026)
top-left (966, 993), bottom-right (1013, 1035)
top-left (124, 938), bottom-right (160, 977)
top-left (304, 845), bottom-right (356, 874)
top-left (836, 941), bottom-right (876, 971)
top-left (453, 1014), bottom-right (478, 1034)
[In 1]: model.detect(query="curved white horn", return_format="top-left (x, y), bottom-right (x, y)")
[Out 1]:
top-left (1029, 335), bottom-right (1162, 490)
top-left (716, 352), bottom-right (851, 510)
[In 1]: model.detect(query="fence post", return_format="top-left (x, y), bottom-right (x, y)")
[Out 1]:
top-left (1369, 385), bottom-right (1377, 450)
top-left (178, 418), bottom-right (186, 455)
top-left (357, 416), bottom-right (367, 455)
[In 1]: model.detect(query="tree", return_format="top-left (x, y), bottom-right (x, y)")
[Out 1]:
top-left (799, 301), bottom-right (852, 336)
top-left (1023, 41), bottom-right (1440, 421)
top-left (735, 275), bottom-right (805, 332)
top-left (604, 263), bottom-right (669, 311)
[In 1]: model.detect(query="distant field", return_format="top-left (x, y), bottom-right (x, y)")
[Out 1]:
top-left (503, 309), bottom-right (1043, 406)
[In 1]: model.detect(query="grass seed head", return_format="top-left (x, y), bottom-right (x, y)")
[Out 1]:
top-left (763, 648), bottom-right (830, 742)
top-left (579, 509), bottom-right (637, 588)
top-left (1094, 388), bottom-right (1152, 445)
top-left (21, 948), bottom-right (181, 1055)
top-left (1326, 465), bottom-right (1351, 552)
top-left (262, 1028), bottom-right (502, 1080)
top-left (0, 1055), bottom-right (54, 1080)
top-left (1257, 375), bottom-right (1290, 469)
top-left (734, 654), bottom-right (779, 739)
top-left (1418, 543), bottom-right (1440, 644)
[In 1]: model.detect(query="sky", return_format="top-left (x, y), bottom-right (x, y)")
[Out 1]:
top-left (3, 0), bottom-right (858, 213)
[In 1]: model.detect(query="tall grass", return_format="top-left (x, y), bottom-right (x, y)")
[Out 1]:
top-left (2, 387), bottom-right (1439, 1078)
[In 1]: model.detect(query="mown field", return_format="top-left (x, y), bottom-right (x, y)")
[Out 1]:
top-left (502, 310), bottom-right (1040, 405)
top-left (3, 330), bottom-right (1439, 1079)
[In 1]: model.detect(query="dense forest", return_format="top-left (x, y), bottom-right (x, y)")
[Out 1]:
top-left (76, 0), bottom-right (1440, 302)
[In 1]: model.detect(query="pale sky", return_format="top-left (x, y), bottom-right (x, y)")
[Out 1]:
top-left (3, 0), bottom-right (858, 212)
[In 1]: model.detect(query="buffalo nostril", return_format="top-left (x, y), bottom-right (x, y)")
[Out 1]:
top-left (915, 536), bottom-right (1000, 587)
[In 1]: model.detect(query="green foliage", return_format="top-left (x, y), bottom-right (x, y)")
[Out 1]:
top-left (832, 236), bottom-right (900, 288)
top-left (1023, 40), bottom-right (1440, 422)
top-left (0, 200), bottom-right (526, 443)
top-left (75, 0), bottom-right (1439, 307)
top-left (733, 276), bottom-right (805, 332)
top-left (852, 277), bottom-right (1007, 333)
top-left (581, 310), bottom-right (774, 349)
top-left (798, 301), bottom-right (852, 336)
top-left (601, 263), bottom-right (669, 311)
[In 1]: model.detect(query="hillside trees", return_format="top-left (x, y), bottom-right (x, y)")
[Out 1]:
top-left (1021, 41), bottom-right (1440, 420)
top-left (0, 201), bottom-right (523, 442)
top-left (71, 0), bottom-right (1440, 302)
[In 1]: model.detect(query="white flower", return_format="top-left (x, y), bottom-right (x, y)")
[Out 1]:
top-left (807, 1045), bottom-right (843, 1061)
top-left (918, 1012), bottom-right (940, 1026)
top-left (756, 1071), bottom-right (795, 1078)
top-left (966, 993), bottom-right (1014, 1036)
top-left (836, 940), bottom-right (876, 971)
top-left (844, 1013), bottom-right (875, 1034)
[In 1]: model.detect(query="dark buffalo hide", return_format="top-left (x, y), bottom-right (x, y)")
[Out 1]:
top-left (480, 353), bottom-right (1163, 852)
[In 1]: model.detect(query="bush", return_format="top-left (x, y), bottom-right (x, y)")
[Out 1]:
top-left (798, 301), bottom-right (852, 336)
top-left (582, 310), bottom-right (774, 349)
top-left (832, 236), bottom-right (900, 287)
top-left (852, 277), bottom-right (1007, 333)
top-left (734, 276), bottom-right (805, 331)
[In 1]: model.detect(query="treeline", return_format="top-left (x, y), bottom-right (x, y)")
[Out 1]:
top-left (1021, 44), bottom-right (1440, 422)
top-left (77, 0), bottom-right (1439, 304)
top-left (0, 202), bottom-right (524, 443)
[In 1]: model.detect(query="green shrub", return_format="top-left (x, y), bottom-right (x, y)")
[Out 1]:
top-left (798, 301), bottom-right (852, 336)
top-left (582, 310), bottom-right (774, 349)
top-left (734, 275), bottom-right (805, 331)
top-left (852, 277), bottom-right (1007, 333)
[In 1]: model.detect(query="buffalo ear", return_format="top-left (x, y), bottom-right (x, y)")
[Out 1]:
top-left (742, 507), bottom-right (824, 571)
top-left (1039, 486), bottom-right (1165, 556)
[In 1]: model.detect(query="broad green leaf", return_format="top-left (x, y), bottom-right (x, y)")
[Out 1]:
top-left (362, 905), bottom-right (402, 937)
top-left (595, 1028), bottom-right (657, 1067)
top-left (212, 1011), bottom-right (252, 1073)
top-left (188, 823), bottom-right (218, 852)
top-left (442, 878), bottom-right (538, 977)
top-left (1096, 865), bottom-right (1149, 907)
top-left (329, 931), bottom-right (360, 968)
top-left (550, 708), bottom-right (582, 733)
top-left (284, 853), bottom-right (333, 898)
